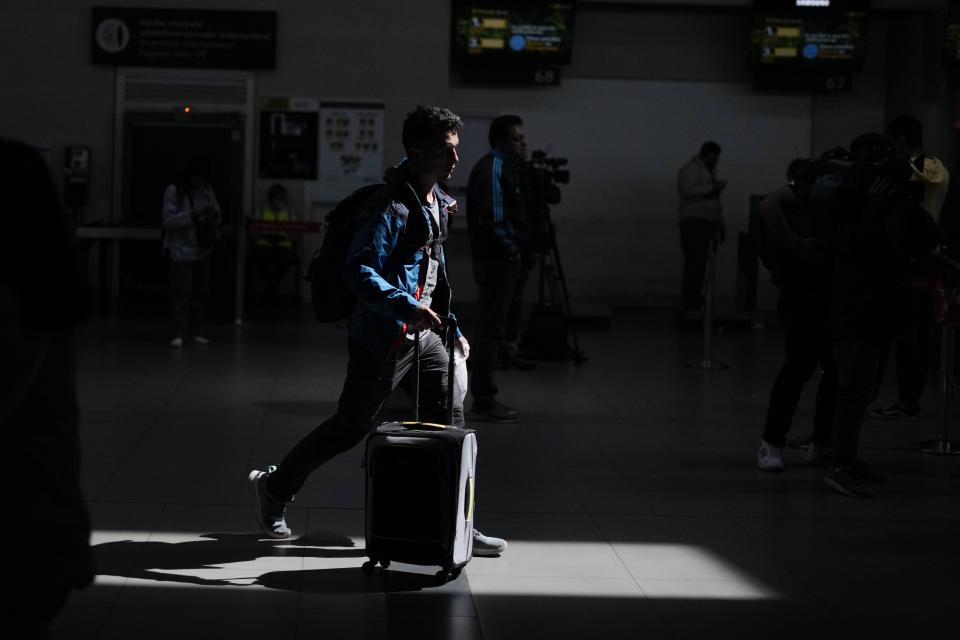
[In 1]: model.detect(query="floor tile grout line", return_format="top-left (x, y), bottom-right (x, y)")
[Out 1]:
top-left (585, 509), bottom-right (674, 634)
top-left (80, 500), bottom-right (960, 525)
top-left (517, 413), bottom-right (611, 517)
top-left (94, 502), bottom-right (169, 639)
top-left (90, 408), bottom-right (167, 502)
top-left (728, 515), bottom-right (834, 611)
top-left (237, 351), bottom-right (286, 506)
top-left (463, 573), bottom-right (489, 640)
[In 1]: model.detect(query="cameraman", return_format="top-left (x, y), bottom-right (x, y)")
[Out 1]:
top-left (869, 114), bottom-right (950, 420)
top-left (825, 133), bottom-right (940, 498)
top-left (465, 114), bottom-right (529, 423)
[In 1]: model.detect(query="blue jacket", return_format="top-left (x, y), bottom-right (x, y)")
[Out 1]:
top-left (344, 161), bottom-right (460, 358)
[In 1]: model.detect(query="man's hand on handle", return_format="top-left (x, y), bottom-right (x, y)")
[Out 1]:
top-left (410, 305), bottom-right (442, 332)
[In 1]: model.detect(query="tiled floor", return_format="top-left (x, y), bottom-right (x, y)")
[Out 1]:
top-left (54, 310), bottom-right (960, 639)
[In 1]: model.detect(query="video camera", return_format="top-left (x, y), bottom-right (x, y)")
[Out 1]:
top-left (527, 150), bottom-right (570, 184)
top-left (792, 144), bottom-right (920, 211)
top-left (523, 150), bottom-right (568, 209)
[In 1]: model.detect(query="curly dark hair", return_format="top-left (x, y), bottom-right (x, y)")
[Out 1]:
top-left (401, 105), bottom-right (462, 153)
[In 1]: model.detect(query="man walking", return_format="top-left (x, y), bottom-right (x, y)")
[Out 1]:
top-left (248, 106), bottom-right (506, 555)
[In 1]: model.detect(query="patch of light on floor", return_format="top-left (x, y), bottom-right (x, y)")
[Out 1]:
top-left (90, 534), bottom-right (779, 600)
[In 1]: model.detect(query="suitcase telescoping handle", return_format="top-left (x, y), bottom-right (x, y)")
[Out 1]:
top-left (410, 315), bottom-right (458, 427)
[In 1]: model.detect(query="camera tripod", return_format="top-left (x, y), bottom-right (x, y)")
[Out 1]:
top-left (529, 207), bottom-right (587, 365)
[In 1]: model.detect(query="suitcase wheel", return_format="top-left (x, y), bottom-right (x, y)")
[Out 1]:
top-left (361, 559), bottom-right (391, 576)
top-left (435, 564), bottom-right (461, 584)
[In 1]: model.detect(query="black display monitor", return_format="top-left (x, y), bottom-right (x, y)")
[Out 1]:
top-left (451, 0), bottom-right (576, 83)
top-left (944, 0), bottom-right (960, 87)
top-left (750, 0), bottom-right (871, 92)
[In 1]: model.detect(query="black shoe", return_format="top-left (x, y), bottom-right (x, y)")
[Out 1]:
top-left (825, 465), bottom-right (876, 499)
top-left (471, 397), bottom-right (519, 424)
top-left (868, 402), bottom-right (919, 421)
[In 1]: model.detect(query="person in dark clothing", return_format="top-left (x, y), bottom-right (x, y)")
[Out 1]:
top-left (250, 183), bottom-right (299, 308)
top-left (677, 141), bottom-right (727, 312)
top-left (247, 106), bottom-right (507, 556)
top-left (756, 160), bottom-right (837, 472)
top-left (465, 114), bottom-right (530, 423)
top-left (869, 115), bottom-right (949, 420)
top-left (161, 158), bottom-right (222, 347)
top-left (0, 137), bottom-right (94, 638)
top-left (825, 133), bottom-right (940, 498)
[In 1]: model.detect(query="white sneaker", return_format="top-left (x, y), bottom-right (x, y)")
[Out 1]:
top-left (191, 335), bottom-right (210, 345)
top-left (472, 529), bottom-right (507, 557)
top-left (804, 442), bottom-right (832, 467)
top-left (757, 440), bottom-right (784, 472)
top-left (248, 469), bottom-right (291, 539)
top-left (169, 337), bottom-right (184, 348)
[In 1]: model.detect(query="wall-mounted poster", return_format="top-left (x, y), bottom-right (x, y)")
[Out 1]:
top-left (259, 97), bottom-right (319, 180)
top-left (317, 101), bottom-right (385, 201)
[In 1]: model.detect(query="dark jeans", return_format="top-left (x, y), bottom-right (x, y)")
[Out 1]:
top-left (763, 291), bottom-right (837, 448)
top-left (878, 286), bottom-right (933, 407)
top-left (470, 255), bottom-right (521, 399)
top-left (169, 256), bottom-right (211, 338)
top-left (505, 253), bottom-right (535, 345)
top-left (267, 331), bottom-right (462, 503)
top-left (679, 219), bottom-right (722, 311)
top-left (832, 338), bottom-right (887, 466)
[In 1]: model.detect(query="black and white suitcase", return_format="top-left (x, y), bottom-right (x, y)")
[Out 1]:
top-left (361, 320), bottom-right (477, 582)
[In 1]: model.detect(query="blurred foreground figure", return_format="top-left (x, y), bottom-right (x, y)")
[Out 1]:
top-left (0, 137), bottom-right (94, 638)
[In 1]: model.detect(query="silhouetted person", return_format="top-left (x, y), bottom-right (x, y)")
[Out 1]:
top-left (247, 106), bottom-right (507, 556)
top-left (869, 114), bottom-right (949, 420)
top-left (678, 141), bottom-right (727, 312)
top-left (756, 159), bottom-right (837, 472)
top-left (250, 183), bottom-right (298, 308)
top-left (466, 114), bottom-right (529, 423)
top-left (162, 157), bottom-right (221, 348)
top-left (0, 137), bottom-right (94, 638)
top-left (825, 133), bottom-right (940, 498)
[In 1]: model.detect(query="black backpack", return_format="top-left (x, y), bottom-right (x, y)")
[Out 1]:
top-left (305, 184), bottom-right (385, 322)
top-left (305, 182), bottom-right (434, 322)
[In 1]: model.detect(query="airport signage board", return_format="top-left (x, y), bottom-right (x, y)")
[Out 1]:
top-left (91, 6), bottom-right (277, 69)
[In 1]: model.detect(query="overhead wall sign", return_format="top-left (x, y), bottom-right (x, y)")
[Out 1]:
top-left (91, 6), bottom-right (277, 69)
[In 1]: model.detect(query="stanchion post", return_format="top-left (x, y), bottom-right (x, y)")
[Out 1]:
top-left (920, 323), bottom-right (960, 455)
top-left (234, 214), bottom-right (248, 327)
top-left (685, 238), bottom-right (729, 371)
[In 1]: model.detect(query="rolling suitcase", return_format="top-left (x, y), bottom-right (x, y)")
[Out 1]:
top-left (361, 318), bottom-right (477, 583)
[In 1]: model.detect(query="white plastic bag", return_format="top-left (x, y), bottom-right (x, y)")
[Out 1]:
top-left (453, 347), bottom-right (469, 408)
